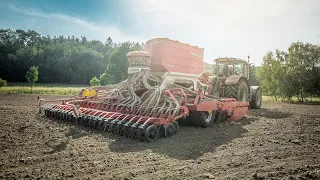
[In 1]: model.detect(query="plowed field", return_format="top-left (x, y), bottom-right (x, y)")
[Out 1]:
top-left (0, 94), bottom-right (319, 179)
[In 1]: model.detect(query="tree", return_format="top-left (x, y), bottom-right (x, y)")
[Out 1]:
top-left (99, 72), bottom-right (109, 86)
top-left (0, 78), bottom-right (7, 87)
top-left (257, 51), bottom-right (283, 100)
top-left (285, 42), bottom-right (320, 101)
top-left (105, 37), bottom-right (113, 48)
top-left (258, 42), bottom-right (320, 102)
top-left (25, 65), bottom-right (39, 92)
top-left (0, 28), bottom-right (146, 85)
top-left (104, 43), bottom-right (133, 84)
top-left (90, 76), bottom-right (100, 86)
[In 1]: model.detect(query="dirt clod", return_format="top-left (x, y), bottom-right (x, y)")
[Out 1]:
top-left (202, 173), bottom-right (214, 179)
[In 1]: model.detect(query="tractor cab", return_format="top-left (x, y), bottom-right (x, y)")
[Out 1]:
top-left (210, 57), bottom-right (262, 108)
top-left (214, 58), bottom-right (250, 79)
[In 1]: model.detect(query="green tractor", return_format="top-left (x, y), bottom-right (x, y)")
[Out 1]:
top-left (211, 57), bottom-right (262, 109)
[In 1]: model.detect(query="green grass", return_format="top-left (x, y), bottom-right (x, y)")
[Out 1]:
top-left (1, 83), bottom-right (320, 102)
top-left (0, 86), bottom-right (82, 95)
top-left (7, 82), bottom-right (87, 88)
top-left (262, 96), bottom-right (320, 103)
top-left (0, 83), bottom-right (87, 95)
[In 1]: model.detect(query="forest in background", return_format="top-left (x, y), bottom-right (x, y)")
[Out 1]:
top-left (0, 29), bottom-right (143, 85)
top-left (0, 29), bottom-right (319, 100)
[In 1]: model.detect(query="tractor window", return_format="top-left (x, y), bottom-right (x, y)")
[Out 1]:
top-left (234, 63), bottom-right (244, 76)
top-left (217, 64), bottom-right (233, 77)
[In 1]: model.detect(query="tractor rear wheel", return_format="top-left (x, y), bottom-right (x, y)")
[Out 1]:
top-left (225, 80), bottom-right (249, 102)
top-left (250, 87), bottom-right (262, 109)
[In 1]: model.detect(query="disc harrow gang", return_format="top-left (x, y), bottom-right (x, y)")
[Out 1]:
top-left (41, 98), bottom-right (186, 142)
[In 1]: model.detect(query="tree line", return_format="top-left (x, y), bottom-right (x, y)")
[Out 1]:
top-left (0, 29), bottom-right (144, 85)
top-left (1, 29), bottom-right (319, 101)
top-left (257, 42), bottom-right (320, 101)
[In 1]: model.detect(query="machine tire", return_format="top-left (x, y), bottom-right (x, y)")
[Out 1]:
top-left (198, 111), bottom-right (216, 128)
top-left (215, 111), bottom-right (227, 123)
top-left (187, 111), bottom-right (200, 127)
top-left (145, 125), bottom-right (159, 142)
top-left (164, 123), bottom-right (176, 138)
top-left (177, 116), bottom-right (192, 126)
top-left (250, 87), bottom-right (262, 109)
top-left (172, 121), bottom-right (179, 134)
top-left (189, 111), bottom-right (216, 128)
top-left (225, 79), bottom-right (249, 102)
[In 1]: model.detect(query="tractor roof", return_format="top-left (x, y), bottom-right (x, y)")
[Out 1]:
top-left (214, 57), bottom-right (249, 64)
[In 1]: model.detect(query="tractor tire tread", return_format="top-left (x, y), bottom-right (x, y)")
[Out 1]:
top-left (224, 79), bottom-right (248, 102)
top-left (250, 87), bottom-right (262, 109)
top-left (225, 84), bottom-right (239, 99)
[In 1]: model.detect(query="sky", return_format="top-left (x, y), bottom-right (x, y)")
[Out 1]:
top-left (0, 0), bottom-right (320, 65)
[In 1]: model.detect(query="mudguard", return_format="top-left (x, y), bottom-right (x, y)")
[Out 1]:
top-left (224, 75), bottom-right (241, 86)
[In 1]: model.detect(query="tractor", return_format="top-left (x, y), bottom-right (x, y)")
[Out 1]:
top-left (210, 57), bottom-right (262, 109)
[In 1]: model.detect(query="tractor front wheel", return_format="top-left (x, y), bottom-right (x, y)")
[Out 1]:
top-left (250, 87), bottom-right (262, 109)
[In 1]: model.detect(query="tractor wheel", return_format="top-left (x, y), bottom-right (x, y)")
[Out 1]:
top-left (250, 87), bottom-right (262, 109)
top-left (225, 79), bottom-right (249, 102)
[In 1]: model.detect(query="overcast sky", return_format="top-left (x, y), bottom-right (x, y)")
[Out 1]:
top-left (1, 0), bottom-right (319, 65)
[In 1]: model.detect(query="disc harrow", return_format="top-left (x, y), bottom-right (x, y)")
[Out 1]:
top-left (39, 79), bottom-right (192, 142)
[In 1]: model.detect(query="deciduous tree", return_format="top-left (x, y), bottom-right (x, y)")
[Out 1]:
top-left (25, 65), bottom-right (39, 92)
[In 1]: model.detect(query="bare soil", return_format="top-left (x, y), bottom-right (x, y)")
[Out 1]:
top-left (0, 94), bottom-right (319, 180)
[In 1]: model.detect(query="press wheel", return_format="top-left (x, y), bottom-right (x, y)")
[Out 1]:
top-left (164, 123), bottom-right (176, 138)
